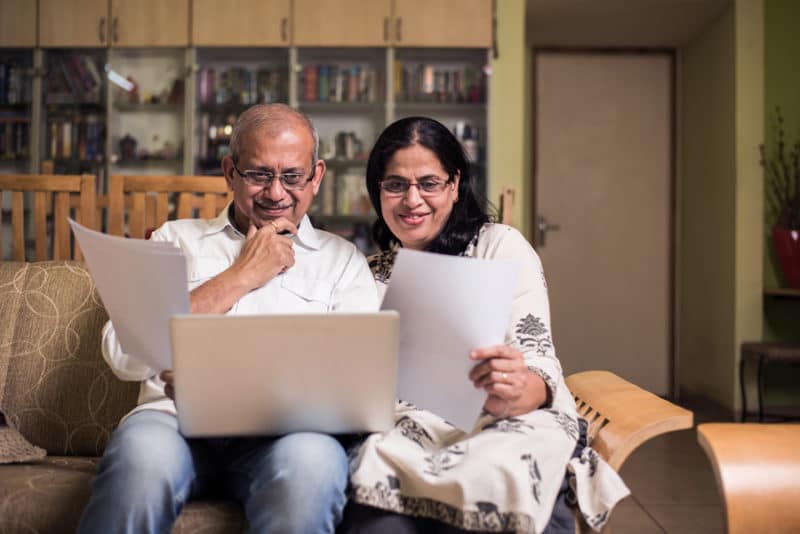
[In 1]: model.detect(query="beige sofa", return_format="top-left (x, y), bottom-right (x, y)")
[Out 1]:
top-left (0, 261), bottom-right (245, 533)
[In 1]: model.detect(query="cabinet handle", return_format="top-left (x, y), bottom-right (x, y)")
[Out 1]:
top-left (112, 17), bottom-right (119, 43)
top-left (281, 17), bottom-right (288, 42)
top-left (383, 17), bottom-right (389, 42)
top-left (98, 17), bottom-right (106, 44)
top-left (395, 17), bottom-right (402, 42)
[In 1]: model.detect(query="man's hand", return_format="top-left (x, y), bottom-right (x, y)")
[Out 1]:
top-left (232, 217), bottom-right (297, 292)
top-left (468, 345), bottom-right (548, 418)
top-left (160, 370), bottom-right (175, 401)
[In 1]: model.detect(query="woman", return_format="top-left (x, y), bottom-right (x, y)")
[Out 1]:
top-left (341, 117), bottom-right (628, 534)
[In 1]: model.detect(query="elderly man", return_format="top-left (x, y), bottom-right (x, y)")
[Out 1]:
top-left (78, 104), bottom-right (378, 534)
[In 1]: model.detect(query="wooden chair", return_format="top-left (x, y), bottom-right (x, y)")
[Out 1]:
top-left (0, 174), bottom-right (96, 261)
top-left (697, 423), bottom-right (800, 534)
top-left (565, 370), bottom-right (694, 471)
top-left (106, 175), bottom-right (232, 238)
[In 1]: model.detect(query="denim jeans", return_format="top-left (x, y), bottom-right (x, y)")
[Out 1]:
top-left (78, 410), bottom-right (349, 534)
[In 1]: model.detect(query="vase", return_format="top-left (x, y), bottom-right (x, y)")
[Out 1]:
top-left (772, 226), bottom-right (800, 290)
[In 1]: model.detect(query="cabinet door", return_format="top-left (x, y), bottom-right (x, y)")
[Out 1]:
top-left (39, 0), bottom-right (108, 48)
top-left (193, 0), bottom-right (291, 46)
top-left (0, 0), bottom-right (36, 47)
top-left (294, 0), bottom-right (392, 47)
top-left (110, 0), bottom-right (189, 47)
top-left (392, 0), bottom-right (492, 48)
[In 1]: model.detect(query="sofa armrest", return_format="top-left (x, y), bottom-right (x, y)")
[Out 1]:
top-left (565, 370), bottom-right (693, 471)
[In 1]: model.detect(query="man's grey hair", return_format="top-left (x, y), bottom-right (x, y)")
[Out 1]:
top-left (229, 104), bottom-right (319, 166)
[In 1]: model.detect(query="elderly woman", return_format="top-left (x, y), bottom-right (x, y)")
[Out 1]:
top-left (341, 117), bottom-right (628, 534)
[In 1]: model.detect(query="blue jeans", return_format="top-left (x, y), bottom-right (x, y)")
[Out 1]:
top-left (78, 410), bottom-right (349, 534)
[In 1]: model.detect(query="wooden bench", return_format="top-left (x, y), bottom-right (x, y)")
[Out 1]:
top-left (697, 423), bottom-right (800, 534)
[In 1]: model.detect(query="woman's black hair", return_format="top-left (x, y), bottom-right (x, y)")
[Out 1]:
top-left (366, 116), bottom-right (491, 255)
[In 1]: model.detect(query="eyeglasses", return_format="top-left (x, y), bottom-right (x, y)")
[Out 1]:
top-left (233, 164), bottom-right (314, 191)
top-left (378, 177), bottom-right (452, 197)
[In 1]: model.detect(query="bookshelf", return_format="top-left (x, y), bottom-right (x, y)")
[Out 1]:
top-left (0, 49), bottom-right (32, 174)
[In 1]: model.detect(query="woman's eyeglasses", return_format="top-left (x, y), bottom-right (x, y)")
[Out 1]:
top-left (379, 177), bottom-right (451, 197)
top-left (234, 164), bottom-right (313, 191)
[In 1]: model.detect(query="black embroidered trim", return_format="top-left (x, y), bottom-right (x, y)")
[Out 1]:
top-left (423, 443), bottom-right (467, 476)
top-left (520, 453), bottom-right (543, 504)
top-left (396, 415), bottom-right (434, 449)
top-left (544, 409), bottom-right (580, 441)
top-left (352, 480), bottom-right (536, 533)
top-left (368, 249), bottom-right (397, 283)
top-left (481, 417), bottom-right (535, 434)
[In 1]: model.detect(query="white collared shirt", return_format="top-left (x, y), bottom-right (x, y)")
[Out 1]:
top-left (102, 205), bottom-right (379, 419)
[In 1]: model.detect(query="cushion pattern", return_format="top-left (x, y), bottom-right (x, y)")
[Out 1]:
top-left (0, 262), bottom-right (138, 455)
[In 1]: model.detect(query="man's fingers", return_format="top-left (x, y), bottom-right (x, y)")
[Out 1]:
top-left (246, 221), bottom-right (258, 239)
top-left (265, 217), bottom-right (298, 236)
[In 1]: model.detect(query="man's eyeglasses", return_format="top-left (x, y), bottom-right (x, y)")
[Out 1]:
top-left (233, 164), bottom-right (314, 191)
top-left (378, 177), bottom-right (452, 197)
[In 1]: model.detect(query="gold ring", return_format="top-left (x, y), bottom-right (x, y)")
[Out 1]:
top-left (502, 372), bottom-right (509, 382)
top-left (268, 220), bottom-right (278, 233)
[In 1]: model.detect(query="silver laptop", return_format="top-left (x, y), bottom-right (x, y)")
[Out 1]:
top-left (169, 312), bottom-right (399, 437)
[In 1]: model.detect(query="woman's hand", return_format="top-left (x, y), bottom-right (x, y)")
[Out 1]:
top-left (469, 345), bottom-right (548, 417)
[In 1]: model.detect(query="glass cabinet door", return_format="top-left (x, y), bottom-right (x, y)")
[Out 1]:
top-left (41, 49), bottom-right (107, 182)
top-left (0, 49), bottom-right (33, 174)
top-left (108, 48), bottom-right (186, 177)
top-left (194, 48), bottom-right (289, 176)
top-left (296, 47), bottom-right (386, 253)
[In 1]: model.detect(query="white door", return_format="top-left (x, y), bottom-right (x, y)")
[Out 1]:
top-left (534, 51), bottom-right (672, 395)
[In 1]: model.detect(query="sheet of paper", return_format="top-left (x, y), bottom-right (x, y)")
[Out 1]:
top-left (380, 248), bottom-right (519, 430)
top-left (70, 219), bottom-right (189, 371)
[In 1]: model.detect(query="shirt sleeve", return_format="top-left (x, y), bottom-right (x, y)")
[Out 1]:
top-left (330, 244), bottom-right (380, 312)
top-left (479, 225), bottom-right (563, 407)
top-left (100, 224), bottom-right (174, 380)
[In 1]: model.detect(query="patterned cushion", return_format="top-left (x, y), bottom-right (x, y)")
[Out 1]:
top-left (0, 456), bottom-right (245, 534)
top-left (0, 262), bottom-right (138, 456)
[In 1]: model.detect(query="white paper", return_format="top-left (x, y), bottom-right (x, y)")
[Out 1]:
top-left (380, 248), bottom-right (519, 430)
top-left (70, 219), bottom-right (189, 371)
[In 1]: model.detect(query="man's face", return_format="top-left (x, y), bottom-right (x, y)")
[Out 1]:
top-left (223, 126), bottom-right (325, 230)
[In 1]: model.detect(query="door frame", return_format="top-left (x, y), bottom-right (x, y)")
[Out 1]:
top-left (530, 47), bottom-right (679, 398)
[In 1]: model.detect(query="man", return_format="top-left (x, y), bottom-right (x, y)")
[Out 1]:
top-left (78, 104), bottom-right (378, 534)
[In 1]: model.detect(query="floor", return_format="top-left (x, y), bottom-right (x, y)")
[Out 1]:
top-left (605, 400), bottom-right (729, 534)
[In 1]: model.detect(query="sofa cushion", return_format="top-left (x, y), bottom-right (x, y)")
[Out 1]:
top-left (0, 456), bottom-right (246, 533)
top-left (0, 262), bottom-right (138, 456)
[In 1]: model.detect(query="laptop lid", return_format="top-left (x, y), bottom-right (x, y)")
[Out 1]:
top-left (170, 312), bottom-right (399, 437)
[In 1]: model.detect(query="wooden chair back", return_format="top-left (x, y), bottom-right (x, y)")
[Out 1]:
top-left (565, 370), bottom-right (693, 470)
top-left (106, 175), bottom-right (232, 238)
top-left (0, 174), bottom-right (96, 261)
top-left (697, 423), bottom-right (800, 534)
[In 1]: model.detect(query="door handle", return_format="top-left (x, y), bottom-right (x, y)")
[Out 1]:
top-left (98, 17), bottom-right (106, 44)
top-left (537, 215), bottom-right (560, 247)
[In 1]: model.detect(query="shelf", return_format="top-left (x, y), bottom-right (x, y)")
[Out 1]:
top-left (298, 101), bottom-right (384, 114)
top-left (324, 158), bottom-right (368, 169)
top-left (114, 158), bottom-right (183, 167)
top-left (395, 101), bottom-right (486, 115)
top-left (114, 103), bottom-right (183, 112)
top-left (765, 288), bottom-right (800, 299)
top-left (311, 214), bottom-right (375, 225)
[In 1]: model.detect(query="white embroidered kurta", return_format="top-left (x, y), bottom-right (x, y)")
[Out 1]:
top-left (349, 223), bottom-right (629, 533)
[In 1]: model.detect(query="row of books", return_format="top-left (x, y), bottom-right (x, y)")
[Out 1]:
top-left (310, 171), bottom-right (372, 217)
top-left (0, 63), bottom-right (32, 106)
top-left (0, 122), bottom-right (28, 160)
top-left (47, 115), bottom-right (105, 161)
top-left (394, 61), bottom-right (486, 103)
top-left (46, 54), bottom-right (104, 104)
top-left (301, 64), bottom-right (383, 103)
top-left (198, 66), bottom-right (286, 107)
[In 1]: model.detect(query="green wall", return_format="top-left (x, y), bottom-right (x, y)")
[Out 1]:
top-left (679, 5), bottom-right (738, 406)
top-left (679, 0), bottom-right (764, 412)
top-left (489, 0), bottom-right (530, 237)
top-left (762, 0), bottom-right (800, 403)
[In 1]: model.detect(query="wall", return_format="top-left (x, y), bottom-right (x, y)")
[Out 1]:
top-left (679, 0), bottom-right (764, 412)
top-left (762, 0), bottom-right (800, 402)
top-left (679, 5), bottom-right (737, 406)
top-left (489, 0), bottom-right (530, 237)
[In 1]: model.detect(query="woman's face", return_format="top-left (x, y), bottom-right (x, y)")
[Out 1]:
top-left (379, 143), bottom-right (460, 250)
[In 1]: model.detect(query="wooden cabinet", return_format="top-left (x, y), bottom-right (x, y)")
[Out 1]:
top-left (39, 0), bottom-right (188, 48)
top-left (0, 0), bottom-right (37, 47)
top-left (39, 0), bottom-right (109, 48)
top-left (193, 0), bottom-right (291, 46)
top-left (294, 0), bottom-right (393, 47)
top-left (393, 0), bottom-right (492, 48)
top-left (110, 0), bottom-right (189, 47)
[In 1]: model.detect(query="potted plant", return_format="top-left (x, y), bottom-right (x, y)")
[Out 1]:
top-left (760, 107), bottom-right (800, 289)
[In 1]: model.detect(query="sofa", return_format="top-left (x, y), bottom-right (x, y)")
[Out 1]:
top-left (0, 261), bottom-right (246, 533)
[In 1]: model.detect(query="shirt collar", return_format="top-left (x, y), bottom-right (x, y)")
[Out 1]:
top-left (202, 202), bottom-right (321, 250)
